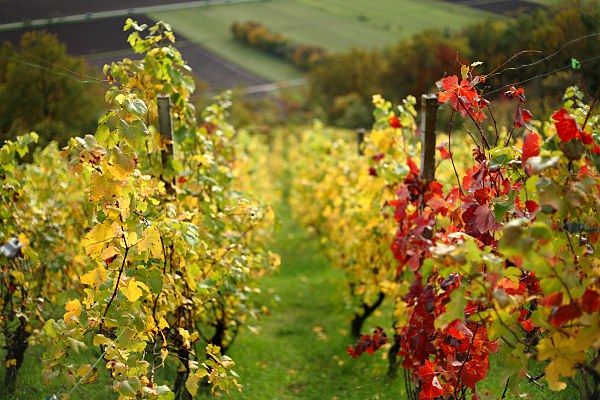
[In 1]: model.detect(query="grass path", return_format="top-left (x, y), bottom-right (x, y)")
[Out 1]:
top-left (223, 200), bottom-right (404, 399)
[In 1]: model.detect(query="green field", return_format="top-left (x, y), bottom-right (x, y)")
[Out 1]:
top-left (147, 0), bottom-right (492, 81)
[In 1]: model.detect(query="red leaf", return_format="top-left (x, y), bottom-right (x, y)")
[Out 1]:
top-left (474, 204), bottom-right (502, 234)
top-left (418, 359), bottom-right (437, 380)
top-left (436, 141), bottom-right (450, 160)
top-left (519, 318), bottom-right (534, 332)
top-left (460, 359), bottom-right (489, 389)
top-left (419, 376), bottom-right (444, 400)
top-left (582, 289), bottom-right (600, 313)
top-left (504, 86), bottom-right (526, 102)
top-left (518, 309), bottom-right (534, 332)
top-left (347, 327), bottom-right (388, 358)
top-left (447, 320), bottom-right (473, 340)
top-left (551, 303), bottom-right (582, 327)
top-left (525, 200), bottom-right (539, 213)
top-left (407, 158), bottom-right (420, 176)
top-left (553, 108), bottom-right (581, 142)
top-left (522, 132), bottom-right (540, 170)
top-left (581, 131), bottom-right (594, 145)
top-left (389, 115), bottom-right (402, 128)
top-left (541, 292), bottom-right (563, 307)
top-left (418, 360), bottom-right (444, 400)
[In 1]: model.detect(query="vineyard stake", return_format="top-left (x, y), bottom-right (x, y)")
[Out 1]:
top-left (157, 94), bottom-right (174, 167)
top-left (356, 128), bottom-right (365, 155)
top-left (420, 93), bottom-right (439, 182)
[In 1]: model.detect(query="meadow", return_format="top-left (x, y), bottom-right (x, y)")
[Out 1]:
top-left (147, 0), bottom-right (492, 81)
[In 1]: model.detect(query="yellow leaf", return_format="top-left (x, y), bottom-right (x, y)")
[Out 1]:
top-left (158, 317), bottom-right (169, 330)
top-left (17, 233), bottom-right (29, 246)
top-left (106, 144), bottom-right (136, 180)
top-left (206, 343), bottom-right (221, 356)
top-left (185, 372), bottom-right (200, 397)
top-left (101, 246), bottom-right (121, 264)
top-left (82, 221), bottom-right (116, 259)
top-left (89, 171), bottom-right (124, 203)
top-left (6, 359), bottom-right (16, 368)
top-left (82, 288), bottom-right (95, 309)
top-left (93, 334), bottom-right (111, 347)
top-left (64, 299), bottom-right (82, 323)
top-left (80, 267), bottom-right (108, 290)
top-left (461, 64), bottom-right (469, 80)
top-left (120, 278), bottom-right (149, 302)
top-left (136, 226), bottom-right (163, 259)
top-left (76, 364), bottom-right (99, 384)
top-left (537, 334), bottom-right (587, 391)
top-left (545, 360), bottom-right (567, 391)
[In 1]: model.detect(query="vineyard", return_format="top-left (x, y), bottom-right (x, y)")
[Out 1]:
top-left (1, 9), bottom-right (600, 400)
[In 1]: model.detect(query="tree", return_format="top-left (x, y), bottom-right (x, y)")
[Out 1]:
top-left (0, 31), bottom-right (104, 147)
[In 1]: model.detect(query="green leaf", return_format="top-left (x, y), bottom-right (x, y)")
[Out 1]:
top-left (96, 124), bottom-right (118, 149)
top-left (123, 97), bottom-right (148, 118)
top-left (434, 287), bottom-right (466, 330)
top-left (157, 386), bottom-right (174, 399)
top-left (489, 153), bottom-right (509, 170)
top-left (119, 119), bottom-right (148, 150)
top-left (114, 379), bottom-right (137, 397)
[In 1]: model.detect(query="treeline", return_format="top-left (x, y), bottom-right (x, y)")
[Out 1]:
top-left (307, 1), bottom-right (600, 128)
top-left (231, 20), bottom-right (326, 71)
top-left (0, 31), bottom-right (105, 148)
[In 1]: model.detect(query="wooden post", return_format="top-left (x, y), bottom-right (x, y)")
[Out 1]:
top-left (356, 128), bottom-right (365, 155)
top-left (157, 95), bottom-right (174, 168)
top-left (420, 93), bottom-right (438, 181)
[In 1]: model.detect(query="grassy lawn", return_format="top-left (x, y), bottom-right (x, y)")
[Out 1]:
top-left (147, 0), bottom-right (492, 81)
top-left (223, 200), bottom-right (404, 399)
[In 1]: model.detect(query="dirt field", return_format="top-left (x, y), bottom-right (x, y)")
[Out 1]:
top-left (443, 0), bottom-right (541, 15)
top-left (0, 15), bottom-right (270, 91)
top-left (0, 0), bottom-right (203, 24)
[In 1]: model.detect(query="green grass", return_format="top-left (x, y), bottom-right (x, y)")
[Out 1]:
top-left (147, 0), bottom-right (492, 81)
top-left (222, 198), bottom-right (404, 399)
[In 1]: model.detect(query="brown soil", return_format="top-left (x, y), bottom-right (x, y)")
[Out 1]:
top-left (0, 0), bottom-right (204, 24)
top-left (0, 15), bottom-right (270, 91)
top-left (443, 0), bottom-right (542, 15)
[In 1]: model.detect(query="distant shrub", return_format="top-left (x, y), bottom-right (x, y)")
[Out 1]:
top-left (230, 20), bottom-right (326, 71)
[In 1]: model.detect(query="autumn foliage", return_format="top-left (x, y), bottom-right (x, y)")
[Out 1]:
top-left (340, 64), bottom-right (600, 399)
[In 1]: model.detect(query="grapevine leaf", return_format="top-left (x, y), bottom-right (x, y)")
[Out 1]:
top-left (107, 144), bottom-right (137, 180)
top-left (474, 204), bottom-right (502, 233)
top-left (63, 299), bottom-right (82, 323)
top-left (96, 124), bottom-right (118, 149)
top-left (80, 266), bottom-right (108, 291)
top-left (89, 172), bottom-right (125, 203)
top-left (119, 119), bottom-right (148, 150)
top-left (545, 360), bottom-right (568, 391)
top-left (434, 287), bottom-right (466, 329)
top-left (185, 372), bottom-right (200, 397)
top-left (82, 221), bottom-right (116, 259)
top-left (522, 132), bottom-right (541, 170)
top-left (137, 225), bottom-right (163, 259)
top-left (122, 97), bottom-right (148, 118)
top-left (537, 334), bottom-right (587, 391)
top-left (76, 364), bottom-right (99, 384)
top-left (121, 278), bottom-right (150, 302)
top-left (114, 379), bottom-right (137, 397)
top-left (101, 246), bottom-right (121, 264)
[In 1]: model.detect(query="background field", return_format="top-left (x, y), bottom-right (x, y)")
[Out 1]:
top-left (148, 0), bottom-right (493, 81)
